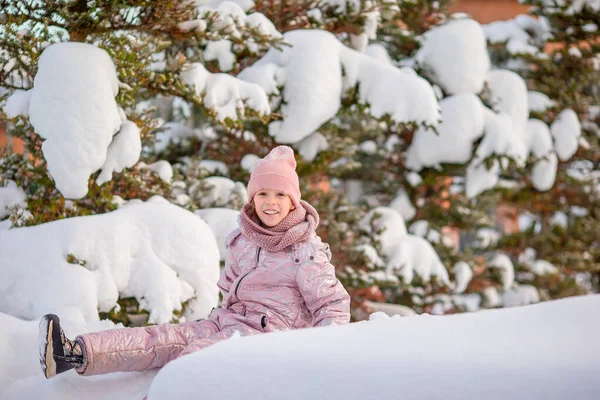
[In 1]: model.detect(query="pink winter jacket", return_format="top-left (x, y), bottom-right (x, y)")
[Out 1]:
top-left (75, 229), bottom-right (350, 376)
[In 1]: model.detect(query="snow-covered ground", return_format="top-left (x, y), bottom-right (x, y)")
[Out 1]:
top-left (1, 295), bottom-right (598, 399)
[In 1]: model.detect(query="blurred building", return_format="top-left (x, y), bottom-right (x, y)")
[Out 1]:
top-left (449, 0), bottom-right (530, 23)
top-left (0, 121), bottom-right (24, 153)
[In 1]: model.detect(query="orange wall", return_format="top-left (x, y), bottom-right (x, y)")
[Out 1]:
top-left (449, 0), bottom-right (531, 23)
top-left (0, 122), bottom-right (25, 154)
top-left (0, 122), bottom-right (7, 148)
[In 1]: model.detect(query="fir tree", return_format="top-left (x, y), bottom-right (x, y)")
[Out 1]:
top-left (490, 0), bottom-right (600, 299)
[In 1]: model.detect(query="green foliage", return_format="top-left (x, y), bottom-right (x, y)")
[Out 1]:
top-left (98, 297), bottom-right (150, 327)
top-left (66, 253), bottom-right (86, 267)
top-left (98, 295), bottom-right (191, 327)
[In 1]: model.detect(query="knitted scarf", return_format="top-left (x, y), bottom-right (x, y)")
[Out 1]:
top-left (239, 200), bottom-right (319, 252)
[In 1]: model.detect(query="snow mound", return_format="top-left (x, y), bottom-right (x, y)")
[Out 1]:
top-left (147, 295), bottom-right (600, 400)
top-left (0, 202), bottom-right (220, 326)
top-left (2, 296), bottom-right (598, 399)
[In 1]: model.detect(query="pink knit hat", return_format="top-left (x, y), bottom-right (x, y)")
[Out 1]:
top-left (247, 146), bottom-right (301, 207)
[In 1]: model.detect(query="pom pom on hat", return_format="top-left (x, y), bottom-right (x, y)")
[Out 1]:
top-left (248, 146), bottom-right (301, 207)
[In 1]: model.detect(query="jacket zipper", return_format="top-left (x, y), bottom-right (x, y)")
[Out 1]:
top-left (234, 247), bottom-right (262, 298)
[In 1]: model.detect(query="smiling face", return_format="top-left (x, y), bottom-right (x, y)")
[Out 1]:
top-left (253, 189), bottom-right (296, 227)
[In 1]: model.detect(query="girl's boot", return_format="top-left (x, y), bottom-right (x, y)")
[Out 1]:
top-left (38, 314), bottom-right (84, 378)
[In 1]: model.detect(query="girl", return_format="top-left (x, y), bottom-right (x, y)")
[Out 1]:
top-left (39, 145), bottom-right (350, 378)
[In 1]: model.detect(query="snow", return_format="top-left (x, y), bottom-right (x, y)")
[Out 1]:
top-left (348, 3), bottom-right (379, 52)
top-left (484, 13), bottom-right (550, 48)
top-left (416, 19), bottom-right (490, 95)
top-left (407, 74), bottom-right (559, 197)
top-left (142, 295), bottom-right (600, 400)
top-left (295, 132), bottom-right (329, 162)
top-left (152, 122), bottom-right (211, 153)
top-left (199, 160), bottom-right (229, 175)
top-left (96, 121), bottom-right (142, 186)
top-left (361, 300), bottom-right (417, 318)
top-left (4, 42), bottom-right (128, 199)
top-left (354, 244), bottom-right (385, 268)
top-left (364, 43), bottom-right (393, 64)
top-left (139, 160), bottom-right (174, 183)
top-left (195, 207), bottom-right (240, 261)
top-left (565, 160), bottom-right (600, 189)
top-left (528, 91), bottom-right (556, 113)
top-left (483, 19), bottom-right (532, 43)
top-left (487, 69), bottom-right (529, 132)
top-left (550, 109), bottom-right (581, 161)
top-left (582, 23), bottom-right (598, 32)
top-left (452, 262), bottom-right (473, 294)
top-left (181, 63), bottom-right (271, 122)
top-left (3, 89), bottom-right (31, 117)
top-left (527, 119), bottom-right (557, 191)
top-left (359, 208), bottom-right (450, 286)
top-left (405, 93), bottom-right (485, 171)
top-left (240, 154), bottom-right (260, 172)
top-left (563, 0), bottom-right (600, 14)
top-left (359, 140), bottom-right (377, 154)
top-left (405, 171), bottom-right (422, 186)
top-left (506, 39), bottom-right (542, 56)
top-left (489, 253), bottom-right (515, 291)
top-left (359, 206), bottom-right (407, 254)
top-left (388, 189), bottom-right (416, 221)
top-left (475, 227), bottom-right (501, 248)
top-left (0, 202), bottom-right (220, 326)
top-left (519, 212), bottom-right (541, 233)
top-left (0, 180), bottom-right (27, 219)
top-left (407, 220), bottom-right (449, 246)
top-left (408, 220), bottom-right (429, 238)
top-left (463, 69), bottom-right (562, 197)
top-left (203, 40), bottom-right (235, 71)
top-left (190, 176), bottom-right (247, 208)
top-left (1, 4), bottom-right (597, 399)
top-left (3, 294), bottom-right (598, 399)
top-left (534, 0), bottom-right (600, 15)
top-left (244, 12), bottom-right (282, 37)
top-left (518, 247), bottom-right (538, 265)
top-left (502, 284), bottom-right (540, 307)
top-left (388, 235), bottom-right (450, 286)
top-left (240, 29), bottom-right (439, 144)
top-left (0, 313), bottom-right (40, 386)
top-left (530, 259), bottom-right (559, 275)
top-left (189, 0), bottom-right (281, 42)
top-left (550, 211), bottom-right (568, 228)
top-left (196, 0), bottom-right (255, 13)
top-left (464, 113), bottom-right (507, 198)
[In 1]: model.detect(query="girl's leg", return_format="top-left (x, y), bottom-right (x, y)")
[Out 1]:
top-left (76, 319), bottom-right (219, 376)
top-left (178, 324), bottom-right (260, 358)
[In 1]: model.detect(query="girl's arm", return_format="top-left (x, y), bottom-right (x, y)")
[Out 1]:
top-left (296, 247), bottom-right (351, 327)
top-left (217, 230), bottom-right (242, 306)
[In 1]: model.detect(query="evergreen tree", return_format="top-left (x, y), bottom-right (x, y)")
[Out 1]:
top-left (488, 0), bottom-right (600, 299)
top-left (0, 0), bottom-right (283, 225)
top-left (2, 0), bottom-right (597, 324)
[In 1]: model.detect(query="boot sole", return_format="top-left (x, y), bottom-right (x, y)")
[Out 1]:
top-left (38, 315), bottom-right (57, 379)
